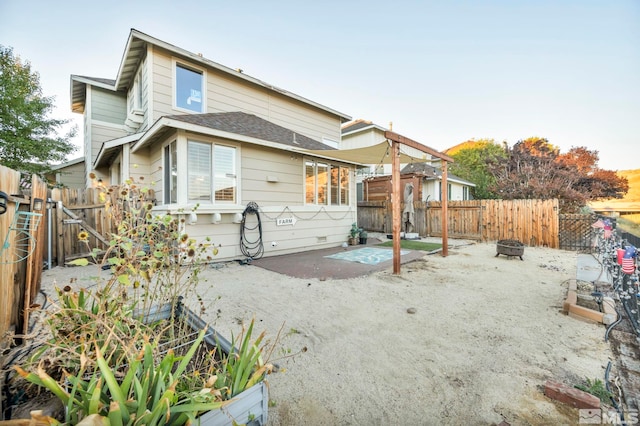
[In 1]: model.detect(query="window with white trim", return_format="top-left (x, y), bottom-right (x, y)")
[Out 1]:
top-left (463, 186), bottom-right (471, 200)
top-left (175, 63), bottom-right (204, 113)
top-left (133, 70), bottom-right (143, 112)
top-left (163, 141), bottom-right (177, 204)
top-left (187, 141), bottom-right (237, 203)
top-left (305, 160), bottom-right (350, 205)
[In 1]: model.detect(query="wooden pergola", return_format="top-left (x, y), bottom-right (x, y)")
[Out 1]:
top-left (384, 131), bottom-right (454, 274)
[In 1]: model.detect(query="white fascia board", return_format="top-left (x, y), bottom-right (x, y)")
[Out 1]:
top-left (93, 132), bottom-right (144, 168)
top-left (342, 123), bottom-right (387, 137)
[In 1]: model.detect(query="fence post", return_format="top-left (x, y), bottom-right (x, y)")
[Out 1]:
top-left (56, 201), bottom-right (65, 266)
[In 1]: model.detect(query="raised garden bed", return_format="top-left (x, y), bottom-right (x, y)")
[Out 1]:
top-left (143, 301), bottom-right (270, 426)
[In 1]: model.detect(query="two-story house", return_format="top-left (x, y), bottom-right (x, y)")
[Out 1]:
top-left (69, 29), bottom-right (359, 261)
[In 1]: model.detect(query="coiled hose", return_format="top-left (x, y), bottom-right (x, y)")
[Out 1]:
top-left (239, 201), bottom-right (264, 260)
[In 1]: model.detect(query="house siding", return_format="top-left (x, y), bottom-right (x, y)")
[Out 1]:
top-left (241, 145), bottom-right (303, 205)
top-left (341, 127), bottom-right (385, 150)
top-left (55, 162), bottom-right (85, 189)
top-left (150, 50), bottom-right (341, 143)
top-left (91, 87), bottom-right (127, 124)
top-left (126, 57), bottom-right (150, 131)
top-left (144, 129), bottom-right (356, 261)
top-left (74, 30), bottom-right (354, 261)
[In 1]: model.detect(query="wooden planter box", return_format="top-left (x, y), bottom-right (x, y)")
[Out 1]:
top-left (143, 301), bottom-right (269, 426)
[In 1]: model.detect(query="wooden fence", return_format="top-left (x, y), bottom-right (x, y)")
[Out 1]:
top-left (49, 187), bottom-right (114, 266)
top-left (0, 165), bottom-right (48, 343)
top-left (357, 199), bottom-right (560, 248)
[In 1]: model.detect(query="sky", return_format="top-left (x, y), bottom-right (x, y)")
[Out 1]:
top-left (1, 0), bottom-right (638, 171)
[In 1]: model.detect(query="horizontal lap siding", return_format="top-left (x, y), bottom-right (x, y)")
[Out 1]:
top-left (91, 124), bottom-right (128, 160)
top-left (91, 88), bottom-right (126, 123)
top-left (183, 207), bottom-right (355, 260)
top-left (57, 162), bottom-right (85, 188)
top-left (241, 146), bottom-right (302, 205)
top-left (151, 51), bottom-right (341, 142)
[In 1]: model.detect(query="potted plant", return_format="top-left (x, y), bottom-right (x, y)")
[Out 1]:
top-left (349, 222), bottom-right (359, 245)
top-left (359, 228), bottom-right (368, 245)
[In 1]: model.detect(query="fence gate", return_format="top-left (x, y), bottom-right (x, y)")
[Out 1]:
top-left (559, 214), bottom-right (595, 252)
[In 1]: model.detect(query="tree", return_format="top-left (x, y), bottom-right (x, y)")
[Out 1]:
top-left (0, 45), bottom-right (76, 176)
top-left (447, 139), bottom-right (508, 199)
top-left (487, 138), bottom-right (628, 213)
top-left (558, 147), bottom-right (628, 200)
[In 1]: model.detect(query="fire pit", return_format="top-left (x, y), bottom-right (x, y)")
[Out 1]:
top-left (495, 239), bottom-right (524, 260)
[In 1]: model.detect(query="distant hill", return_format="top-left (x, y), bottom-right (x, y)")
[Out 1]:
top-left (588, 169), bottom-right (640, 212)
top-left (443, 140), bottom-right (494, 156)
top-left (618, 169), bottom-right (640, 202)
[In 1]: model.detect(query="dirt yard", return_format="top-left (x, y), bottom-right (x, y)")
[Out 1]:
top-left (38, 240), bottom-right (612, 425)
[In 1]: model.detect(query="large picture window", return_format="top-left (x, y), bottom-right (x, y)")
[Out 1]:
top-left (175, 63), bottom-right (204, 113)
top-left (306, 160), bottom-right (350, 205)
top-left (187, 141), bottom-right (237, 203)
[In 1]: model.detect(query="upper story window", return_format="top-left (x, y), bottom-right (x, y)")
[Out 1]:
top-left (175, 63), bottom-right (204, 113)
top-left (133, 71), bottom-right (143, 111)
top-left (305, 160), bottom-right (350, 206)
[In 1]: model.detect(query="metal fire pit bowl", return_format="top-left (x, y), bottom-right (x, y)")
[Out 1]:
top-left (495, 239), bottom-right (524, 260)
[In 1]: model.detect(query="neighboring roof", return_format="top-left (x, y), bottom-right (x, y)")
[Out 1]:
top-left (341, 119), bottom-right (388, 136)
top-left (71, 29), bottom-right (351, 122)
top-left (400, 162), bottom-right (476, 186)
top-left (51, 157), bottom-right (84, 170)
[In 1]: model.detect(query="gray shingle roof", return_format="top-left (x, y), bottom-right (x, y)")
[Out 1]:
top-left (165, 112), bottom-right (336, 151)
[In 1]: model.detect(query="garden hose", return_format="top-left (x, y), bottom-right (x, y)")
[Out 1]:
top-left (239, 201), bottom-right (264, 260)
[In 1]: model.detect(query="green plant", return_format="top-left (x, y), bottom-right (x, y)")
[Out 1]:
top-left (215, 318), bottom-right (273, 399)
top-left (358, 228), bottom-right (367, 239)
top-left (349, 222), bottom-right (359, 238)
top-left (16, 328), bottom-right (227, 425)
top-left (377, 240), bottom-right (442, 251)
top-left (10, 178), bottom-right (286, 424)
top-left (575, 378), bottom-right (613, 403)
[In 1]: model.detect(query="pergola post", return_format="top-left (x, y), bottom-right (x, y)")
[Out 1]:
top-left (384, 131), bottom-right (454, 274)
top-left (392, 139), bottom-right (401, 274)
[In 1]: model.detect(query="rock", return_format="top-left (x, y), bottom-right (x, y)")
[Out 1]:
top-left (407, 307), bottom-right (417, 314)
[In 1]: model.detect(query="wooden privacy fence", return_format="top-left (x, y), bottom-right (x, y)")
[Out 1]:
top-left (48, 186), bottom-right (157, 266)
top-left (357, 199), bottom-right (560, 248)
top-left (0, 165), bottom-right (48, 343)
top-left (49, 187), bottom-right (114, 266)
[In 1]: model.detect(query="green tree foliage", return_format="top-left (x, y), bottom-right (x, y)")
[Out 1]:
top-left (0, 45), bottom-right (76, 175)
top-left (448, 139), bottom-right (507, 199)
top-left (487, 137), bottom-right (628, 213)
